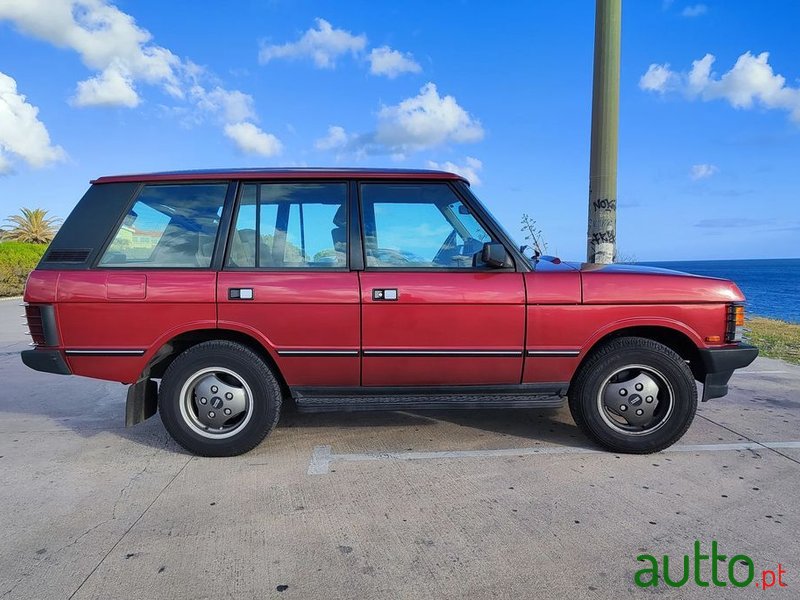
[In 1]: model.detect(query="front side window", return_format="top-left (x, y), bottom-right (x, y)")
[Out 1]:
top-left (226, 183), bottom-right (347, 269)
top-left (99, 183), bottom-right (227, 268)
top-left (361, 183), bottom-right (495, 269)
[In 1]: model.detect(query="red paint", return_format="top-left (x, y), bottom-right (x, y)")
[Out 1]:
top-left (582, 271), bottom-right (744, 304)
top-left (360, 272), bottom-right (525, 385)
top-left (24, 270), bottom-right (58, 303)
top-left (53, 271), bottom-right (216, 383)
top-left (24, 264), bottom-right (745, 386)
top-left (107, 273), bottom-right (146, 299)
top-left (522, 303), bottom-right (729, 383)
top-left (92, 169), bottom-right (466, 185)
top-left (22, 170), bottom-right (751, 394)
top-left (218, 272), bottom-right (360, 386)
top-left (363, 356), bottom-right (521, 386)
top-left (525, 271), bottom-right (581, 304)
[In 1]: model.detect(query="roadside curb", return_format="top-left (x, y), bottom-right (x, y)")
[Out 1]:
top-left (0, 296), bottom-right (23, 302)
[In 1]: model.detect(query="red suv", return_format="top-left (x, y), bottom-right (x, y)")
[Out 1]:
top-left (22, 168), bottom-right (757, 456)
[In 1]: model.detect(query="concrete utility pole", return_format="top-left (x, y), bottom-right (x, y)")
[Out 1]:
top-left (586, 0), bottom-right (621, 264)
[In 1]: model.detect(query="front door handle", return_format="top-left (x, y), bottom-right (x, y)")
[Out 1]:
top-left (372, 288), bottom-right (398, 301)
top-left (229, 288), bottom-right (254, 300)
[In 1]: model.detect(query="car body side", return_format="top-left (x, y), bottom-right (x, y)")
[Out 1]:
top-left (21, 171), bottom-right (754, 425)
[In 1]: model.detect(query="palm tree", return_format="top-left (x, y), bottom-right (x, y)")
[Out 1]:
top-left (2, 208), bottom-right (61, 244)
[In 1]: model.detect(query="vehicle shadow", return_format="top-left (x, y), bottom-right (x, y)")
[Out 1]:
top-left (277, 405), bottom-right (596, 450)
top-left (0, 355), bottom-right (177, 451)
top-left (2, 353), bottom-right (593, 453)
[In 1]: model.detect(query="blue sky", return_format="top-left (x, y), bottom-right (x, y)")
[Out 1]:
top-left (1, 0), bottom-right (799, 261)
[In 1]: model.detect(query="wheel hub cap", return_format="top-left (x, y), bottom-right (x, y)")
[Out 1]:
top-left (179, 367), bottom-right (253, 439)
top-left (598, 365), bottom-right (674, 435)
top-left (193, 373), bottom-right (247, 428)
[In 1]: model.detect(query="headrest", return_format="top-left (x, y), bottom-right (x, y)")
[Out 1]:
top-left (332, 204), bottom-right (347, 228)
top-left (239, 228), bottom-right (257, 242)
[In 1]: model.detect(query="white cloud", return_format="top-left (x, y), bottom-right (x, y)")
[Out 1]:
top-left (73, 63), bottom-right (139, 107)
top-left (190, 85), bottom-right (256, 123)
top-left (374, 83), bottom-right (484, 152)
top-left (312, 84), bottom-right (484, 157)
top-left (224, 122), bottom-right (282, 157)
top-left (681, 4), bottom-right (708, 17)
top-left (639, 63), bottom-right (678, 93)
top-left (427, 157), bottom-right (483, 185)
top-left (690, 163), bottom-right (718, 180)
top-left (314, 125), bottom-right (350, 151)
top-left (368, 46), bottom-right (421, 78)
top-left (0, 1), bottom-right (283, 156)
top-left (0, 0), bottom-right (181, 106)
top-left (0, 71), bottom-right (66, 174)
top-left (258, 18), bottom-right (421, 78)
top-left (640, 51), bottom-right (800, 122)
top-left (259, 18), bottom-right (366, 68)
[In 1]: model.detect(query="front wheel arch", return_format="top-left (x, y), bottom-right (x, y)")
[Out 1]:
top-left (570, 325), bottom-right (703, 397)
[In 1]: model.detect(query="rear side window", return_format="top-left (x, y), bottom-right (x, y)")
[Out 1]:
top-left (226, 183), bottom-right (347, 269)
top-left (99, 184), bottom-right (227, 268)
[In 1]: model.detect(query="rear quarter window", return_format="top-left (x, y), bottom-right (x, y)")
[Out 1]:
top-left (99, 183), bottom-right (227, 268)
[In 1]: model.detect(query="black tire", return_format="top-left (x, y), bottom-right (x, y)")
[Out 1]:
top-left (158, 340), bottom-right (282, 457)
top-left (568, 336), bottom-right (697, 454)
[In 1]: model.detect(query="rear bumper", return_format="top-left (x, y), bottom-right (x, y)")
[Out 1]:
top-left (698, 344), bottom-right (759, 401)
top-left (21, 349), bottom-right (72, 375)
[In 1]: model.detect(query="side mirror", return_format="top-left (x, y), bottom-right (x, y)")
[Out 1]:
top-left (481, 242), bottom-right (512, 268)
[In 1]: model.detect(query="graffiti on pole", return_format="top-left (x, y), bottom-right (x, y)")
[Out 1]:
top-left (591, 230), bottom-right (616, 246)
top-left (592, 198), bottom-right (617, 211)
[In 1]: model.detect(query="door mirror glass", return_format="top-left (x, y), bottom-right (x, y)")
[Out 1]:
top-left (481, 242), bottom-right (511, 268)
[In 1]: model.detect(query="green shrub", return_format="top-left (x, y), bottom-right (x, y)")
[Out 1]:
top-left (0, 242), bottom-right (48, 297)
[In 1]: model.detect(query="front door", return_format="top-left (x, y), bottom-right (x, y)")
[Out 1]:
top-left (358, 182), bottom-right (525, 386)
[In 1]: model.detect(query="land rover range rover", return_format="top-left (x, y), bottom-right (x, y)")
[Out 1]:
top-left (21, 169), bottom-right (758, 456)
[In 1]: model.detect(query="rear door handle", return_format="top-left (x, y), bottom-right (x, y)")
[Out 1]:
top-left (229, 288), bottom-right (254, 300)
top-left (372, 288), bottom-right (398, 301)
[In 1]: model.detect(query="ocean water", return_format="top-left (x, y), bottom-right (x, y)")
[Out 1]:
top-left (643, 258), bottom-right (800, 324)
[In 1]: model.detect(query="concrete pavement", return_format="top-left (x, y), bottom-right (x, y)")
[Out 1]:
top-left (1, 296), bottom-right (799, 599)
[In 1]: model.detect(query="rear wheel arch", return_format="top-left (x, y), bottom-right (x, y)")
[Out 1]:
top-left (139, 328), bottom-right (289, 396)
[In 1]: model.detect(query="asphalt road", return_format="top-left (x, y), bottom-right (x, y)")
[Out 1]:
top-left (1, 296), bottom-right (799, 599)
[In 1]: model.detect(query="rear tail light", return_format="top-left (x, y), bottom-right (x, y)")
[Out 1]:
top-left (22, 304), bottom-right (59, 347)
top-left (726, 303), bottom-right (745, 343)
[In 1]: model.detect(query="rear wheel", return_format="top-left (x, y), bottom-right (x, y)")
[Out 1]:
top-left (159, 340), bottom-right (281, 456)
top-left (568, 337), bottom-right (697, 454)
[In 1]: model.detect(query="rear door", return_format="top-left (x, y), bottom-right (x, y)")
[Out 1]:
top-left (358, 182), bottom-right (525, 386)
top-left (217, 181), bottom-right (361, 387)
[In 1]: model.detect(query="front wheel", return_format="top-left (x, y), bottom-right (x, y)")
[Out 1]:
top-left (568, 337), bottom-right (698, 454)
top-left (159, 340), bottom-right (282, 457)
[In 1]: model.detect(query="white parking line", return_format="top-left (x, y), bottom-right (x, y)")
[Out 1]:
top-left (737, 370), bottom-right (788, 375)
top-left (307, 441), bottom-right (800, 475)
